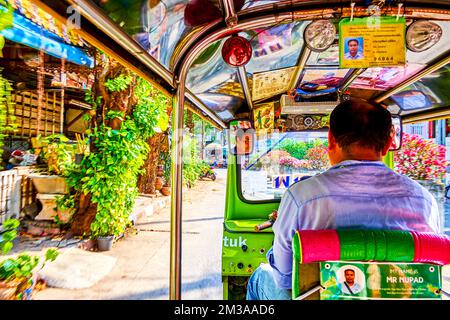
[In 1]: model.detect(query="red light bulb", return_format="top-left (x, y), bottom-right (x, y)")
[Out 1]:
top-left (222, 36), bottom-right (252, 67)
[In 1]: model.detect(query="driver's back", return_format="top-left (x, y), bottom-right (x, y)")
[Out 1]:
top-left (279, 159), bottom-right (441, 233)
top-left (268, 159), bottom-right (441, 289)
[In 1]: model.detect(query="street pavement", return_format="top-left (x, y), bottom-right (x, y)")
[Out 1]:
top-left (34, 169), bottom-right (227, 300)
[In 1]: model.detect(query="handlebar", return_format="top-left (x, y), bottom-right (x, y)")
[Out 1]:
top-left (254, 220), bottom-right (274, 232)
top-left (254, 210), bottom-right (278, 232)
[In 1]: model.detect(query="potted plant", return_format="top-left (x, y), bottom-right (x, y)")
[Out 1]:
top-left (155, 175), bottom-right (164, 191)
top-left (91, 215), bottom-right (125, 251)
top-left (27, 135), bottom-right (76, 221)
top-left (0, 218), bottom-right (59, 300)
top-left (96, 235), bottom-right (114, 252)
top-left (28, 134), bottom-right (75, 194)
top-left (160, 158), bottom-right (171, 196)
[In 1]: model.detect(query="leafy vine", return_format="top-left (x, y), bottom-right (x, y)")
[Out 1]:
top-left (63, 76), bottom-right (169, 238)
top-left (0, 69), bottom-right (17, 169)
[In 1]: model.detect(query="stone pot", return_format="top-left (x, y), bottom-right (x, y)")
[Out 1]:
top-left (97, 236), bottom-right (114, 251)
top-left (33, 193), bottom-right (73, 222)
top-left (27, 174), bottom-right (69, 194)
top-left (155, 177), bottom-right (164, 191)
top-left (160, 185), bottom-right (171, 196)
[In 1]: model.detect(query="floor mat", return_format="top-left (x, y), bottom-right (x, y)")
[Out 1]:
top-left (38, 248), bottom-right (117, 289)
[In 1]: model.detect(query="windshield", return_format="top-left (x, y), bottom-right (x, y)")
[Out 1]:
top-left (239, 131), bottom-right (330, 201)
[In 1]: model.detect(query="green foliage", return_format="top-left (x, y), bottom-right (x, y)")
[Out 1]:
top-left (0, 2), bottom-right (13, 55)
top-left (0, 218), bottom-right (59, 284)
top-left (84, 89), bottom-right (101, 110)
top-left (45, 248), bottom-right (59, 263)
top-left (36, 134), bottom-right (75, 176)
top-left (0, 218), bottom-right (19, 255)
top-left (275, 139), bottom-right (313, 160)
top-left (182, 133), bottom-right (204, 188)
top-left (133, 77), bottom-right (169, 134)
top-left (55, 194), bottom-right (76, 212)
top-left (65, 75), bottom-right (169, 238)
top-left (0, 69), bottom-right (17, 169)
top-left (104, 74), bottom-right (133, 92)
top-left (105, 110), bottom-right (125, 121)
top-left (0, 248), bottom-right (59, 282)
top-left (275, 138), bottom-right (328, 160)
top-left (160, 149), bottom-right (171, 185)
top-left (198, 161), bottom-right (213, 176)
top-left (0, 254), bottom-right (39, 282)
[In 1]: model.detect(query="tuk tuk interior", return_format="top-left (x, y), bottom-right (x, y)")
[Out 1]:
top-left (38, 0), bottom-right (450, 299)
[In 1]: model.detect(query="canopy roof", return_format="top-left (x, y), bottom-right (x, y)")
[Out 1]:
top-left (37, 0), bottom-right (450, 128)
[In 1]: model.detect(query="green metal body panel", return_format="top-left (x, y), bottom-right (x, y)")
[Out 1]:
top-left (222, 230), bottom-right (274, 276)
top-left (222, 155), bottom-right (277, 298)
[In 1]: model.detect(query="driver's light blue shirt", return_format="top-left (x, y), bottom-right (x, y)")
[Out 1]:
top-left (267, 160), bottom-right (441, 289)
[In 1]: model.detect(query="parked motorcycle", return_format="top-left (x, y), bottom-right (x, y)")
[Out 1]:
top-left (199, 163), bottom-right (216, 181)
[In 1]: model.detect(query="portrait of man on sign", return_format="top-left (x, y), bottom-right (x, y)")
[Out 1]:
top-left (344, 38), bottom-right (364, 60)
top-left (338, 267), bottom-right (363, 295)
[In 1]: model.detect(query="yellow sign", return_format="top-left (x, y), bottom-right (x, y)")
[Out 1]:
top-left (252, 67), bottom-right (296, 101)
top-left (253, 103), bottom-right (274, 131)
top-left (339, 17), bottom-right (406, 68)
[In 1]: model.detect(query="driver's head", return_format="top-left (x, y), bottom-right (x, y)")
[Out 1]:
top-left (328, 99), bottom-right (392, 165)
top-left (344, 269), bottom-right (355, 284)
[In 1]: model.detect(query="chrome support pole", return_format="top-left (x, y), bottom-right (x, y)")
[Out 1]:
top-left (338, 68), bottom-right (366, 93)
top-left (222, 0), bottom-right (238, 27)
top-left (374, 52), bottom-right (450, 103)
top-left (237, 66), bottom-right (254, 109)
top-left (185, 89), bottom-right (227, 129)
top-left (289, 45), bottom-right (312, 91)
top-left (169, 82), bottom-right (185, 300)
top-left (67, 0), bottom-right (173, 86)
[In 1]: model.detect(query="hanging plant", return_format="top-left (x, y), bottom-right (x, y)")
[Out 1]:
top-left (0, 69), bottom-right (17, 169)
top-left (0, 1), bottom-right (13, 57)
top-left (63, 71), bottom-right (169, 238)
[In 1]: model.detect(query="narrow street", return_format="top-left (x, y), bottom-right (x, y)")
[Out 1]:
top-left (33, 169), bottom-right (227, 300)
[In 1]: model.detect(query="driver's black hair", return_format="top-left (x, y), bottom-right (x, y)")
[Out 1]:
top-left (330, 99), bottom-right (392, 153)
top-left (348, 39), bottom-right (359, 45)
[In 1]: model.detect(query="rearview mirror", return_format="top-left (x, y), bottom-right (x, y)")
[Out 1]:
top-left (389, 116), bottom-right (402, 151)
top-left (229, 120), bottom-right (255, 156)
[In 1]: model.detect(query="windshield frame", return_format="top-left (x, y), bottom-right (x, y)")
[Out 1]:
top-left (236, 161), bottom-right (282, 205)
top-left (236, 129), bottom-right (330, 204)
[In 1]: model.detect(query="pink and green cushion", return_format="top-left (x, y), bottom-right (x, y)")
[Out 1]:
top-left (293, 229), bottom-right (450, 265)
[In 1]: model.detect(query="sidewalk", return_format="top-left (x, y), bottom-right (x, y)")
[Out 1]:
top-left (30, 169), bottom-right (226, 299)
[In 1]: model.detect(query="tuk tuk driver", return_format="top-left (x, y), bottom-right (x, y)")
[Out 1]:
top-left (246, 99), bottom-right (442, 300)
